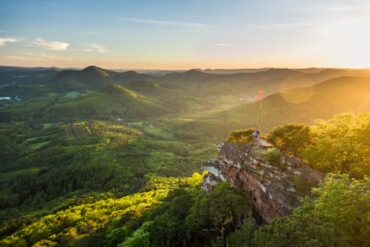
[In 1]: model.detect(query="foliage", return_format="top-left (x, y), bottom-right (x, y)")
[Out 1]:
top-left (123, 182), bottom-right (251, 247)
top-left (0, 174), bottom-right (252, 247)
top-left (117, 222), bottom-right (152, 247)
top-left (268, 123), bottom-right (312, 156)
top-left (144, 189), bottom-right (196, 246)
top-left (251, 174), bottom-right (370, 247)
top-left (227, 128), bottom-right (256, 144)
top-left (262, 148), bottom-right (281, 167)
top-left (293, 175), bottom-right (314, 196)
top-left (227, 218), bottom-right (257, 247)
top-left (0, 175), bottom-right (201, 246)
top-left (0, 120), bottom-right (214, 215)
top-left (303, 113), bottom-right (370, 178)
top-left (186, 182), bottom-right (252, 245)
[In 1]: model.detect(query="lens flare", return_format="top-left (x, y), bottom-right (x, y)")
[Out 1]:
top-left (279, 75), bottom-right (315, 104)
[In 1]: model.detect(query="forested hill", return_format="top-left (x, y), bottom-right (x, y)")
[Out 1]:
top-left (211, 76), bottom-right (370, 131)
top-left (2, 66), bottom-right (370, 125)
top-left (0, 66), bottom-right (369, 246)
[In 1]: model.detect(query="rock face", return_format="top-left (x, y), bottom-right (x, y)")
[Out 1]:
top-left (201, 141), bottom-right (324, 223)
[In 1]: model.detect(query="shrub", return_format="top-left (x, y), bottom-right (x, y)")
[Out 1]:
top-left (227, 128), bottom-right (256, 144)
top-left (263, 148), bottom-right (281, 167)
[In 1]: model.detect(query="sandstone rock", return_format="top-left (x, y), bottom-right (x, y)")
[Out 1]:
top-left (201, 141), bottom-right (324, 223)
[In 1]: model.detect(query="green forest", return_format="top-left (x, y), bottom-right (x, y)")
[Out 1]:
top-left (0, 66), bottom-right (369, 246)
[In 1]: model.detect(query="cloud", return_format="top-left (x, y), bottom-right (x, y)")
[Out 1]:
top-left (115, 16), bottom-right (209, 29)
top-left (216, 43), bottom-right (236, 47)
top-left (0, 37), bottom-right (20, 46)
top-left (84, 43), bottom-right (108, 53)
top-left (33, 38), bottom-right (69, 51)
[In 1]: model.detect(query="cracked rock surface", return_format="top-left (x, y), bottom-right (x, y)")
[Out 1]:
top-left (201, 141), bottom-right (324, 223)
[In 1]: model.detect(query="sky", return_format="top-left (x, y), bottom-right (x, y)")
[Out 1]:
top-left (0, 0), bottom-right (370, 69)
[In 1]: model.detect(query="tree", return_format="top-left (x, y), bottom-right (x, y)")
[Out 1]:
top-left (118, 222), bottom-right (152, 247)
top-left (303, 113), bottom-right (370, 178)
top-left (227, 218), bottom-right (257, 247)
top-left (267, 123), bottom-right (312, 156)
top-left (148, 189), bottom-right (195, 247)
top-left (186, 183), bottom-right (251, 246)
top-left (251, 174), bottom-right (370, 247)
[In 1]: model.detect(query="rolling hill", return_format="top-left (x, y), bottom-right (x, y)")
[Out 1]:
top-left (3, 66), bottom-right (369, 105)
top-left (160, 68), bottom-right (351, 99)
top-left (212, 76), bottom-right (370, 130)
top-left (44, 84), bottom-right (169, 121)
top-left (50, 65), bottom-right (153, 92)
top-left (2, 66), bottom-right (370, 137)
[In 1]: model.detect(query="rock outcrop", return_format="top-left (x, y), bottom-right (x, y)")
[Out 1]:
top-left (201, 141), bottom-right (324, 223)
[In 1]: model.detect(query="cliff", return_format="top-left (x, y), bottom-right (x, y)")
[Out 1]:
top-left (201, 140), bottom-right (324, 223)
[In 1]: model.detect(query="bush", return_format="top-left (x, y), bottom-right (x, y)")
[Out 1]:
top-left (263, 148), bottom-right (281, 167)
top-left (268, 124), bottom-right (312, 156)
top-left (227, 128), bottom-right (256, 144)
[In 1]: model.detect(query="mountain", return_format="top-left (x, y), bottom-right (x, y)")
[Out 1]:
top-left (0, 83), bottom-right (170, 122)
top-left (161, 68), bottom-right (336, 99)
top-left (213, 76), bottom-right (370, 130)
top-left (2, 66), bottom-right (370, 128)
top-left (163, 75), bottom-right (370, 143)
top-left (50, 66), bottom-right (153, 92)
top-left (3, 66), bottom-right (367, 104)
top-left (54, 66), bottom-right (116, 80)
top-left (80, 65), bottom-right (113, 76)
top-left (164, 69), bottom-right (211, 81)
top-left (50, 66), bottom-right (116, 91)
top-left (201, 68), bottom-right (270, 74)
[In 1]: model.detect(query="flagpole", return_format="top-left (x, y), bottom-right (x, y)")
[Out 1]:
top-left (256, 90), bottom-right (263, 131)
top-left (258, 101), bottom-right (262, 130)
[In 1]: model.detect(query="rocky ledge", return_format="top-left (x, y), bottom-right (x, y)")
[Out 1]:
top-left (201, 141), bottom-right (324, 223)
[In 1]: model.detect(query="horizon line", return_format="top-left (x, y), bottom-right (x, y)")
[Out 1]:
top-left (1, 64), bottom-right (370, 71)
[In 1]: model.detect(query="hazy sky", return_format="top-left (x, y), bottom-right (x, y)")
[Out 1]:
top-left (1, 0), bottom-right (370, 69)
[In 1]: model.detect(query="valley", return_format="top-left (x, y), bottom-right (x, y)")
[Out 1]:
top-left (0, 66), bottom-right (369, 246)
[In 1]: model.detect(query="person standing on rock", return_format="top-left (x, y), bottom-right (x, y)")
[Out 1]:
top-left (253, 129), bottom-right (260, 141)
